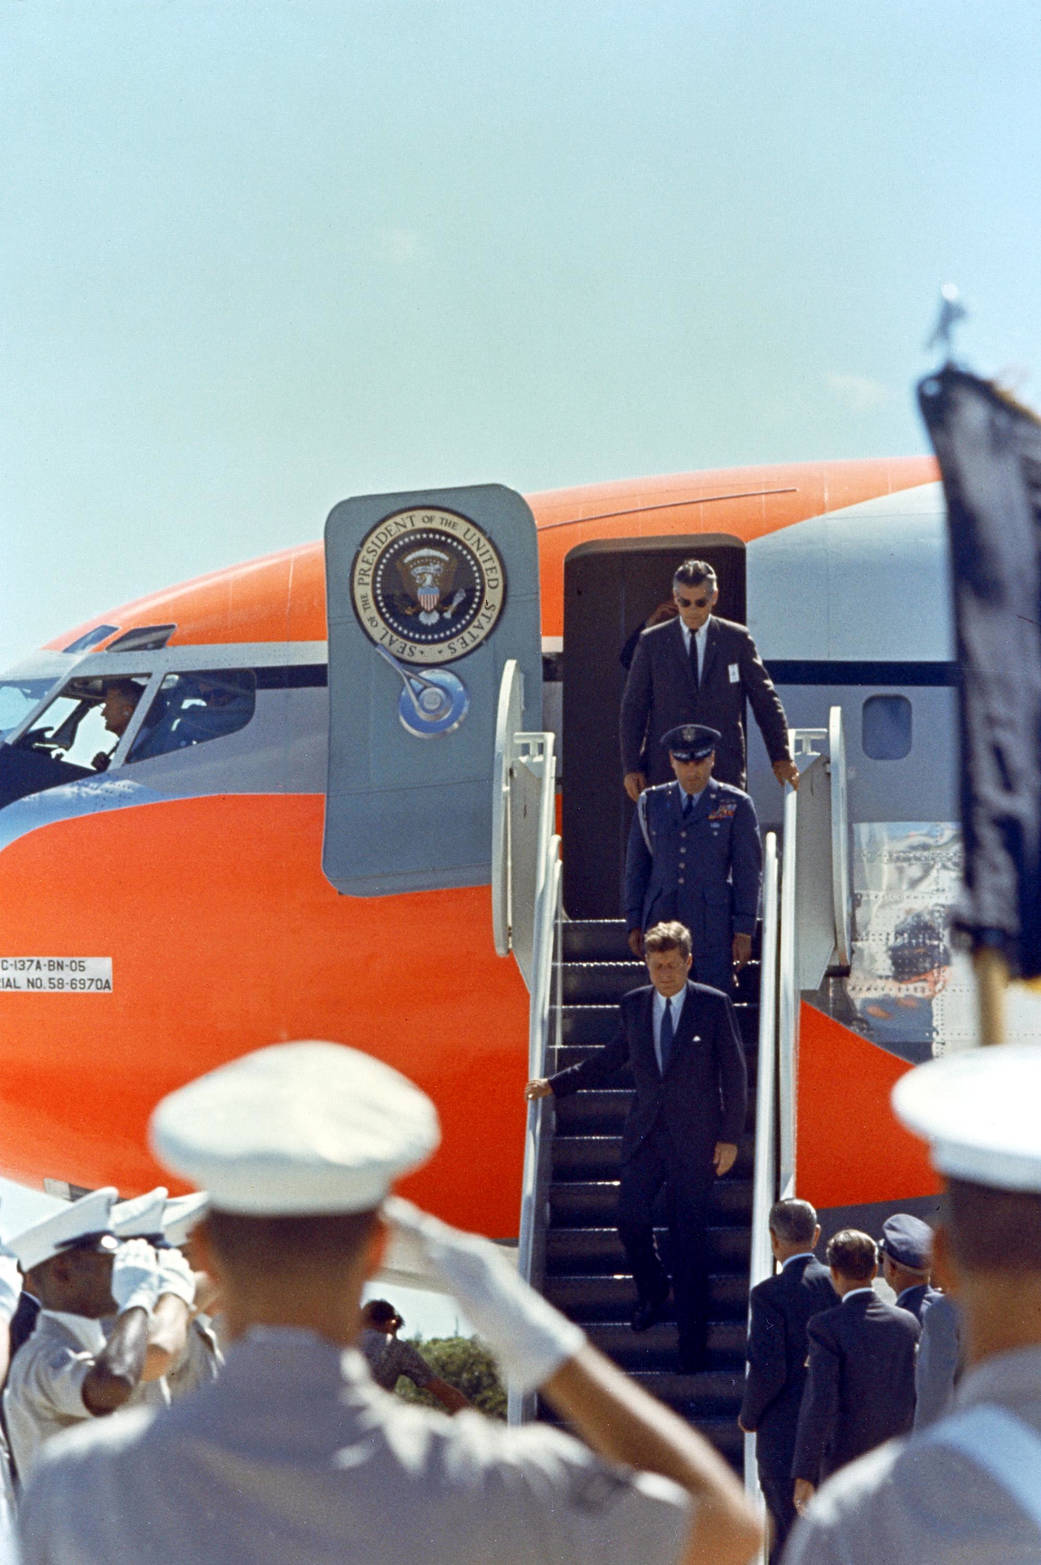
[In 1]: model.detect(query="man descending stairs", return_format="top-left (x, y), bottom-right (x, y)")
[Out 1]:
top-left (528, 917), bottom-right (757, 1469)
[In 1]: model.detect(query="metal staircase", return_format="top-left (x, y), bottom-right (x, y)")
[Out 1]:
top-left (534, 918), bottom-right (759, 1466)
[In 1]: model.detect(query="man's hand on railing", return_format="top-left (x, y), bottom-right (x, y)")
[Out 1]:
top-left (773, 758), bottom-right (800, 789)
top-left (732, 932), bottom-right (752, 970)
top-left (524, 1078), bottom-right (553, 1101)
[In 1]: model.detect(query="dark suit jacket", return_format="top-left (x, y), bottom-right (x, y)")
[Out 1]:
top-left (548, 980), bottom-right (747, 1168)
top-left (620, 614), bottom-right (791, 789)
top-left (791, 1290), bottom-right (920, 1483)
top-left (738, 1256), bottom-right (837, 1477)
top-left (895, 1281), bottom-right (942, 1322)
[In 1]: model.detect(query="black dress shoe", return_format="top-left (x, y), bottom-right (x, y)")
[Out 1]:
top-left (630, 1295), bottom-right (669, 1332)
top-left (677, 1347), bottom-right (705, 1373)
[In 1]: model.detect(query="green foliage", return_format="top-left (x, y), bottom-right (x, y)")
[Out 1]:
top-left (394, 1335), bottom-right (507, 1420)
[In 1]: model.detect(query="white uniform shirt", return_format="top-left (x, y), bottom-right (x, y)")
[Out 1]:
top-left (785, 1343), bottom-right (1041, 1563)
top-left (165, 1316), bottom-right (223, 1401)
top-left (3, 1312), bottom-right (107, 1483)
top-left (19, 1327), bottom-right (693, 1565)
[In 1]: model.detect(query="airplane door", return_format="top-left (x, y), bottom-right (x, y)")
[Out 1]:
top-left (323, 485), bottom-right (541, 896)
top-left (562, 535), bottom-right (746, 917)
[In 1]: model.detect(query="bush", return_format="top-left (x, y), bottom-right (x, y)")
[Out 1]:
top-left (394, 1335), bottom-right (507, 1419)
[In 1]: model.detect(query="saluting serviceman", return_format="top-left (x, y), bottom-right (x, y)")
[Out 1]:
top-left (4, 1187), bottom-right (194, 1483)
top-left (625, 724), bottom-right (762, 993)
top-left (18, 1040), bottom-right (760, 1565)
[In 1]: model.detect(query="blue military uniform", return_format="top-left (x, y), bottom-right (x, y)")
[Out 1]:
top-left (625, 773), bottom-right (762, 992)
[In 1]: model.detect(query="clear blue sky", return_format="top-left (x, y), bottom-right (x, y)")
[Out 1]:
top-left (3, 1), bottom-right (1040, 670)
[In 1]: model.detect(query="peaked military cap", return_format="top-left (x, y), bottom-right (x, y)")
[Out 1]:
top-left (879, 1213), bottom-right (933, 1269)
top-left (8, 1187), bottom-right (120, 1272)
top-left (112, 1187), bottom-right (169, 1244)
top-left (150, 1040), bottom-right (441, 1216)
top-left (162, 1192), bottom-right (209, 1248)
top-left (892, 1042), bottom-right (1041, 1192)
top-left (661, 724), bottom-right (721, 762)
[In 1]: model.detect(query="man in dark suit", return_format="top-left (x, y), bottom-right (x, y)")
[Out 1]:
top-left (525, 920), bottom-right (747, 1371)
top-left (791, 1230), bottom-right (920, 1518)
top-left (878, 1212), bottom-right (942, 1321)
top-left (737, 1198), bottom-right (836, 1563)
top-left (625, 723), bottom-right (762, 992)
top-left (620, 558), bottom-right (798, 797)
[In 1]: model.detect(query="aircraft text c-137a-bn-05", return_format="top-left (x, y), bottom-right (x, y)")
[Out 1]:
top-left (0, 454), bottom-right (978, 1242)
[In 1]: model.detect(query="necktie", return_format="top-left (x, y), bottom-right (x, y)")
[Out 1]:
top-left (689, 628), bottom-right (699, 688)
top-left (682, 791), bottom-right (692, 816)
top-left (660, 997), bottom-right (674, 1072)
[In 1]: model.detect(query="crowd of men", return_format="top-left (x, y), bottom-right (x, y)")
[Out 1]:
top-left (0, 556), bottom-right (1035, 1559)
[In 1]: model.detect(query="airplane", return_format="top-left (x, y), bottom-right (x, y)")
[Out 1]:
top-left (0, 452), bottom-right (974, 1242)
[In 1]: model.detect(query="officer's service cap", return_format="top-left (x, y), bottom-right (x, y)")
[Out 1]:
top-left (112, 1186), bottom-right (169, 1243)
top-left (662, 724), bottom-right (720, 762)
top-left (892, 1043), bottom-right (1041, 1192)
top-left (150, 1041), bottom-right (441, 1216)
top-left (163, 1192), bottom-right (209, 1247)
top-left (879, 1213), bottom-right (933, 1269)
top-left (8, 1187), bottom-right (120, 1272)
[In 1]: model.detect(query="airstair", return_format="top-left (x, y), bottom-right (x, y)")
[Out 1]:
top-left (540, 919), bottom-right (758, 1464)
top-left (493, 664), bottom-right (852, 1486)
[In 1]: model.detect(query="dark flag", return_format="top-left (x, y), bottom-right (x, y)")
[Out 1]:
top-left (918, 366), bottom-right (1041, 980)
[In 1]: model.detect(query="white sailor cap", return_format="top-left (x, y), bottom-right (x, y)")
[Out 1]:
top-left (112, 1187), bottom-right (169, 1243)
top-left (892, 1043), bottom-right (1041, 1192)
top-left (8, 1187), bottom-right (120, 1273)
top-left (162, 1192), bottom-right (209, 1248)
top-left (149, 1041), bottom-right (441, 1215)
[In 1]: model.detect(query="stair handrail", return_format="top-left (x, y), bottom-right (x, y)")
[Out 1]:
top-left (508, 731), bottom-right (562, 1424)
top-left (744, 831), bottom-right (780, 1506)
top-left (778, 772), bottom-right (800, 1202)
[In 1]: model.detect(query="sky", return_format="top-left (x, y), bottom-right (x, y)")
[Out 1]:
top-left (1, 2), bottom-right (1040, 1330)
top-left (3, 0), bottom-right (1041, 671)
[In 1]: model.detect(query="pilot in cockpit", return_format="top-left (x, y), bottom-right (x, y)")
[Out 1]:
top-left (92, 679), bottom-right (142, 770)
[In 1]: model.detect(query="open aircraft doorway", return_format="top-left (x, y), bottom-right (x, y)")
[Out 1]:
top-left (561, 535), bottom-right (746, 918)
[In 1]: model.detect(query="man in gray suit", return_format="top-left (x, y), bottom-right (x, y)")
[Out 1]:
top-left (620, 559), bottom-right (798, 798)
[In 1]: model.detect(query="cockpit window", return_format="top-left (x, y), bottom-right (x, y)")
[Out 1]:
top-left (0, 680), bottom-right (53, 740)
top-left (127, 670), bottom-right (256, 762)
top-left (13, 676), bottom-right (150, 773)
top-left (61, 625), bottom-right (120, 654)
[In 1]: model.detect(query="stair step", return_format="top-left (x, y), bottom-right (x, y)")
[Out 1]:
top-left (561, 920), bottom-right (629, 962)
top-left (551, 1132), bottom-right (755, 1181)
top-left (549, 1178), bottom-right (752, 1226)
top-left (553, 1087), bottom-right (757, 1135)
top-left (545, 1224), bottom-right (750, 1274)
top-left (544, 1271), bottom-right (749, 1320)
top-left (586, 1317), bottom-right (747, 1369)
top-left (558, 1003), bottom-right (760, 1048)
top-left (540, 1405), bottom-right (744, 1463)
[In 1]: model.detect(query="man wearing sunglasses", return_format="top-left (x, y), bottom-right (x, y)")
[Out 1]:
top-left (620, 559), bottom-right (798, 799)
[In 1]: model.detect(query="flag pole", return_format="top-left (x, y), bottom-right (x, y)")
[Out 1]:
top-left (973, 947), bottom-right (1008, 1045)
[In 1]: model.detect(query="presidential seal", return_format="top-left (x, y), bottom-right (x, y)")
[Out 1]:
top-left (351, 508), bottom-right (506, 665)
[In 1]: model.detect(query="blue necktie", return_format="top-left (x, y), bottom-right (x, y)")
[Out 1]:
top-left (660, 997), bottom-right (674, 1073)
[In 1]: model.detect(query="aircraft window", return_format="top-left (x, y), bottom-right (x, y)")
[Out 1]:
top-left (862, 694), bottom-right (912, 760)
top-left (127, 670), bottom-right (256, 762)
top-left (13, 676), bottom-right (150, 773)
top-left (61, 624), bottom-right (119, 654)
top-left (0, 680), bottom-right (53, 740)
